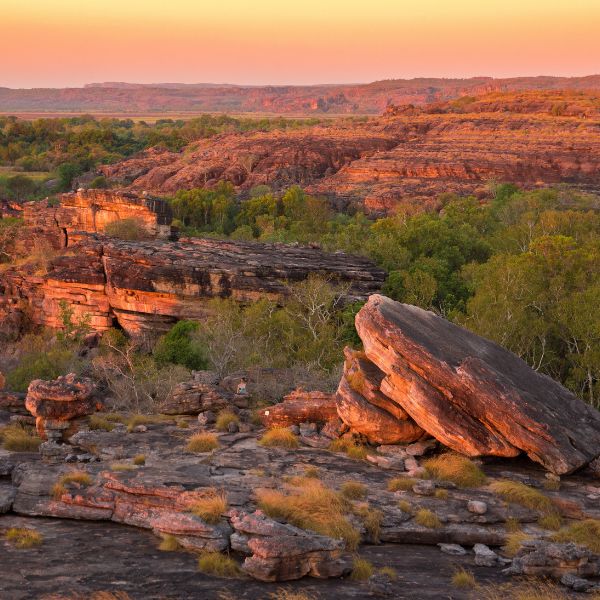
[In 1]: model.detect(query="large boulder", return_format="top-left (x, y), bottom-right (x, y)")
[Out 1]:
top-left (352, 295), bottom-right (600, 474)
top-left (260, 389), bottom-right (338, 428)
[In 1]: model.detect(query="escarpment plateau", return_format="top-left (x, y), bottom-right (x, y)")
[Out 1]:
top-left (0, 190), bottom-right (385, 337)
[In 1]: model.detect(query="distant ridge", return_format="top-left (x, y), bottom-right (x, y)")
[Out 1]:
top-left (1, 76), bottom-right (599, 115)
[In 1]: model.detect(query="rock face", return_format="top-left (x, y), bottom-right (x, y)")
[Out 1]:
top-left (260, 389), bottom-right (338, 428)
top-left (25, 374), bottom-right (98, 441)
top-left (351, 295), bottom-right (600, 474)
top-left (336, 348), bottom-right (426, 444)
top-left (23, 189), bottom-right (173, 248)
top-left (0, 229), bottom-right (385, 336)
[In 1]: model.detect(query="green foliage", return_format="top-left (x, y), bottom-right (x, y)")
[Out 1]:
top-left (153, 320), bottom-right (207, 370)
top-left (57, 300), bottom-right (92, 343)
top-left (5, 348), bottom-right (77, 392)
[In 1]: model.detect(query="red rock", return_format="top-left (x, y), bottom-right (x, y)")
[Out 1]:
top-left (354, 295), bottom-right (600, 474)
top-left (260, 389), bottom-right (338, 428)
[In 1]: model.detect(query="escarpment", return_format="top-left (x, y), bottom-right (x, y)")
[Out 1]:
top-left (0, 190), bottom-right (385, 336)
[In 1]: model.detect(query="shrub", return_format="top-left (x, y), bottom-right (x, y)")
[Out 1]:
top-left (187, 432), bottom-right (219, 453)
top-left (423, 453), bottom-right (486, 488)
top-left (340, 481), bottom-right (367, 500)
top-left (5, 348), bottom-right (76, 392)
top-left (158, 534), bottom-right (179, 551)
top-left (153, 320), bottom-right (207, 370)
top-left (256, 479), bottom-right (360, 550)
top-left (259, 428), bottom-right (299, 449)
top-left (104, 218), bottom-right (152, 241)
top-left (552, 519), bottom-right (600, 553)
top-left (215, 410), bottom-right (240, 432)
top-left (0, 423), bottom-right (41, 452)
top-left (5, 527), bottom-right (43, 548)
top-left (388, 477), bottom-right (417, 492)
top-left (350, 557), bottom-right (374, 581)
top-left (197, 552), bottom-right (241, 577)
top-left (190, 490), bottom-right (228, 524)
top-left (415, 508), bottom-right (441, 528)
top-left (489, 480), bottom-right (556, 514)
top-left (451, 568), bottom-right (476, 588)
top-left (270, 591), bottom-right (316, 600)
top-left (133, 454), bottom-right (146, 466)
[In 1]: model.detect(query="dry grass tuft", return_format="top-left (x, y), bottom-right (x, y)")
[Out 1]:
top-left (303, 466), bottom-right (320, 478)
top-left (490, 480), bottom-right (557, 515)
top-left (110, 463), bottom-right (136, 471)
top-left (215, 410), bottom-right (240, 432)
top-left (538, 513), bottom-right (562, 531)
top-left (197, 552), bottom-right (241, 577)
top-left (187, 432), bottom-right (219, 453)
top-left (133, 454), bottom-right (146, 466)
top-left (378, 566), bottom-right (397, 580)
top-left (354, 505), bottom-right (383, 543)
top-left (552, 519), bottom-right (600, 553)
top-left (398, 500), bottom-right (413, 514)
top-left (176, 419), bottom-right (189, 429)
top-left (451, 568), bottom-right (476, 588)
top-left (329, 437), bottom-right (368, 460)
top-left (505, 516), bottom-right (521, 532)
top-left (0, 423), bottom-right (42, 452)
top-left (126, 413), bottom-right (170, 432)
top-left (269, 590), bottom-right (317, 600)
top-left (259, 428), bottom-right (299, 449)
top-left (415, 508), bottom-right (441, 529)
top-left (543, 478), bottom-right (561, 491)
top-left (350, 557), bottom-right (374, 581)
top-left (158, 534), bottom-right (179, 551)
top-left (5, 527), bottom-right (43, 548)
top-left (502, 531), bottom-right (531, 557)
top-left (53, 471), bottom-right (93, 498)
top-left (340, 481), bottom-right (367, 500)
top-left (434, 488), bottom-right (449, 500)
top-left (388, 477), bottom-right (417, 492)
top-left (190, 489), bottom-right (228, 524)
top-left (89, 415), bottom-right (116, 432)
top-left (423, 453), bottom-right (486, 488)
top-left (256, 479), bottom-right (360, 550)
top-left (478, 580), bottom-right (573, 600)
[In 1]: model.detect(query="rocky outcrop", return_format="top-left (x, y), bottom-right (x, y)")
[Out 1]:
top-left (351, 295), bottom-right (600, 474)
top-left (25, 374), bottom-right (98, 441)
top-left (0, 233), bottom-right (385, 336)
top-left (260, 389), bottom-right (338, 428)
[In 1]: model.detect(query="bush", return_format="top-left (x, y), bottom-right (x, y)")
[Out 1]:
top-left (215, 410), bottom-right (239, 432)
top-left (187, 432), bottom-right (219, 453)
top-left (103, 218), bottom-right (152, 241)
top-left (423, 453), bottom-right (486, 488)
top-left (5, 348), bottom-right (77, 393)
top-left (197, 552), bottom-right (241, 577)
top-left (0, 423), bottom-right (41, 452)
top-left (190, 490), bottom-right (228, 524)
top-left (153, 320), bottom-right (207, 370)
top-left (259, 428), bottom-right (299, 449)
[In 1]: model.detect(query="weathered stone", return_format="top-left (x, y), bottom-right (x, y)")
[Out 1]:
top-left (468, 500), bottom-right (488, 515)
top-left (354, 295), bottom-right (600, 474)
top-left (438, 543), bottom-right (467, 556)
top-left (260, 389), bottom-right (338, 428)
top-left (160, 381), bottom-right (231, 415)
top-left (474, 543), bottom-right (503, 567)
top-left (412, 480), bottom-right (436, 496)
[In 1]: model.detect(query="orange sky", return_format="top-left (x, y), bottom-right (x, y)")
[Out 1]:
top-left (1, 0), bottom-right (599, 87)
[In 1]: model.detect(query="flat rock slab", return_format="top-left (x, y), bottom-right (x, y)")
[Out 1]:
top-left (356, 295), bottom-right (600, 474)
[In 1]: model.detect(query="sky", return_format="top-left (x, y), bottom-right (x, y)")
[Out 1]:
top-left (1, 0), bottom-right (599, 88)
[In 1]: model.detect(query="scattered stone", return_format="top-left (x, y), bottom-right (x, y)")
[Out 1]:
top-left (406, 439), bottom-right (437, 457)
top-left (560, 573), bottom-right (594, 592)
top-left (474, 543), bottom-right (503, 567)
top-left (320, 417), bottom-right (346, 440)
top-left (438, 543), bottom-right (467, 556)
top-left (162, 382), bottom-right (230, 415)
top-left (368, 572), bottom-right (396, 597)
top-left (467, 500), bottom-right (488, 515)
top-left (366, 454), bottom-right (405, 471)
top-left (198, 410), bottom-right (216, 426)
top-left (412, 480), bottom-right (435, 496)
top-left (132, 425), bottom-right (148, 433)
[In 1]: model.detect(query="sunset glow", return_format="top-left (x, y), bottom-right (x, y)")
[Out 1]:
top-left (1, 0), bottom-right (599, 87)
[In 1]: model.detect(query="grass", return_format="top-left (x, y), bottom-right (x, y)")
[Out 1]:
top-left (434, 488), bottom-right (449, 500)
top-left (398, 500), bottom-right (413, 514)
top-left (0, 423), bottom-right (42, 452)
top-left (502, 531), bottom-right (531, 557)
top-left (378, 566), bottom-right (397, 580)
top-left (187, 432), bottom-right (219, 453)
top-left (350, 557), bottom-right (374, 581)
top-left (538, 513), bottom-right (562, 530)
top-left (197, 552), bottom-right (241, 577)
top-left (177, 419), bottom-right (189, 429)
top-left (133, 454), bottom-right (146, 466)
top-left (52, 470), bottom-right (93, 498)
top-left (489, 480), bottom-right (557, 515)
top-left (451, 568), bottom-right (476, 588)
top-left (270, 590), bottom-right (317, 600)
top-left (256, 478), bottom-right (360, 550)
top-left (158, 534), bottom-right (179, 551)
top-left (259, 428), bottom-right (299, 449)
top-left (329, 437), bottom-right (369, 460)
top-left (415, 508), bottom-right (441, 529)
top-left (215, 410), bottom-right (240, 432)
top-left (340, 481), bottom-right (367, 500)
top-left (126, 413), bottom-right (170, 432)
top-left (543, 478), bottom-right (561, 491)
top-left (354, 505), bottom-right (383, 543)
top-left (304, 466), bottom-right (320, 478)
top-left (5, 527), bottom-right (43, 548)
top-left (89, 415), bottom-right (116, 432)
top-left (388, 477), bottom-right (417, 492)
top-left (505, 516), bottom-right (521, 532)
top-left (551, 519), bottom-right (600, 553)
top-left (479, 580), bottom-right (575, 600)
top-left (423, 453), bottom-right (486, 488)
top-left (110, 463), bottom-right (136, 471)
top-left (190, 489), bottom-right (228, 524)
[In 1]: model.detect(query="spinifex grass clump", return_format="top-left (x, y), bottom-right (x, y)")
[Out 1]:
top-left (0, 423), bottom-right (42, 452)
top-left (340, 481), bottom-right (367, 500)
top-left (187, 432), bottom-right (219, 453)
top-left (387, 477), bottom-right (417, 492)
top-left (256, 478), bottom-right (360, 550)
top-left (259, 427), bottom-right (299, 449)
top-left (190, 489), bottom-right (228, 524)
top-left (415, 508), bottom-right (441, 529)
top-left (552, 519), bottom-right (600, 553)
top-left (502, 531), bottom-right (531, 557)
top-left (489, 480), bottom-right (557, 514)
top-left (350, 557), bottom-right (374, 581)
top-left (451, 568), bottom-right (476, 588)
top-left (197, 552), bottom-right (241, 577)
top-left (423, 453), bottom-right (486, 488)
top-left (52, 470), bottom-right (93, 498)
top-left (329, 437), bottom-right (368, 460)
top-left (5, 527), bottom-right (43, 548)
top-left (215, 410), bottom-right (240, 432)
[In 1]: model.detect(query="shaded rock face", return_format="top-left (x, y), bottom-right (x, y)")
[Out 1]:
top-left (0, 233), bottom-right (385, 336)
top-left (336, 347), bottom-right (426, 444)
top-left (353, 295), bottom-right (600, 474)
top-left (23, 189), bottom-right (173, 248)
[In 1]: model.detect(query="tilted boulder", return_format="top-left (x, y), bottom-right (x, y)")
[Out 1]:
top-left (352, 295), bottom-right (600, 474)
top-left (336, 347), bottom-right (426, 444)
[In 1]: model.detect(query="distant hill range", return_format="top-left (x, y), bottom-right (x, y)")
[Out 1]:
top-left (1, 76), bottom-right (599, 115)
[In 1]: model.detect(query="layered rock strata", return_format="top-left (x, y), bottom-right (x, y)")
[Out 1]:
top-left (349, 295), bottom-right (600, 474)
top-left (260, 389), bottom-right (338, 428)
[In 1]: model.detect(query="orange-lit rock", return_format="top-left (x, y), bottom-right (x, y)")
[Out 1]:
top-left (260, 389), bottom-right (338, 428)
